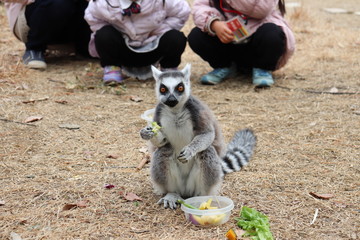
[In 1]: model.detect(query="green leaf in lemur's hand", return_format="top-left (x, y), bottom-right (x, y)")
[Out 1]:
top-left (151, 121), bottom-right (161, 135)
top-left (235, 206), bottom-right (274, 240)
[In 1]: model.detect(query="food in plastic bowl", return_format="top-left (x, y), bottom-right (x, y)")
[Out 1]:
top-left (180, 196), bottom-right (234, 227)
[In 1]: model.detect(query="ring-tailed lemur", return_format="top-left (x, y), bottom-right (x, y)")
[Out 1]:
top-left (140, 64), bottom-right (256, 209)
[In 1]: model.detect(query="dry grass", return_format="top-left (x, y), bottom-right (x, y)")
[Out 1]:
top-left (1, 1), bottom-right (359, 239)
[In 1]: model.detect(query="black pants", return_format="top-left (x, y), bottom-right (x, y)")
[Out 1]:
top-left (94, 26), bottom-right (187, 68)
top-left (25, 0), bottom-right (91, 56)
top-left (188, 23), bottom-right (285, 71)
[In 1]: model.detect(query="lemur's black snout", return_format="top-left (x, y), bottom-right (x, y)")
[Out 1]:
top-left (165, 94), bottom-right (178, 107)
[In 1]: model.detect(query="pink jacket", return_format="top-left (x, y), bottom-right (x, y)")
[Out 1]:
top-left (84, 0), bottom-right (191, 57)
top-left (192, 0), bottom-right (295, 69)
top-left (4, 0), bottom-right (34, 40)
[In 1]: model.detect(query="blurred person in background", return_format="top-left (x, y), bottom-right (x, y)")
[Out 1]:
top-left (84, 0), bottom-right (190, 85)
top-left (188, 0), bottom-right (295, 87)
top-left (3, 0), bottom-right (92, 70)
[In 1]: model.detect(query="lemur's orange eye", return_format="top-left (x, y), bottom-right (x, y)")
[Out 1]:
top-left (160, 87), bottom-right (166, 93)
top-left (178, 85), bottom-right (184, 92)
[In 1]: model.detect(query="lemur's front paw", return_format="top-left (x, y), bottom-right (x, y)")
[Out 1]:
top-left (157, 193), bottom-right (183, 209)
top-left (140, 127), bottom-right (155, 140)
top-left (177, 147), bottom-right (193, 163)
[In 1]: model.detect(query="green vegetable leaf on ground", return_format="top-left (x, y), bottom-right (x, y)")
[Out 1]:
top-left (235, 206), bottom-right (274, 240)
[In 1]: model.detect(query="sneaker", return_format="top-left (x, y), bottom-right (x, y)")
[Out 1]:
top-left (103, 66), bottom-right (124, 85)
top-left (22, 50), bottom-right (47, 69)
top-left (252, 68), bottom-right (274, 87)
top-left (200, 63), bottom-right (237, 85)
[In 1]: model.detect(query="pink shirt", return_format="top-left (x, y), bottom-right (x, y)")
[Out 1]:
top-left (84, 0), bottom-right (191, 57)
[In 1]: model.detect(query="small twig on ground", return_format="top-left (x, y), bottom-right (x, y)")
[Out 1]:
top-left (136, 155), bottom-right (150, 170)
top-left (130, 228), bottom-right (150, 234)
top-left (22, 97), bottom-right (49, 104)
top-left (275, 85), bottom-right (292, 91)
top-left (48, 78), bottom-right (65, 84)
top-left (0, 118), bottom-right (37, 127)
top-left (310, 208), bottom-right (319, 225)
top-left (303, 89), bottom-right (359, 95)
top-left (275, 85), bottom-right (360, 95)
top-left (103, 166), bottom-right (136, 169)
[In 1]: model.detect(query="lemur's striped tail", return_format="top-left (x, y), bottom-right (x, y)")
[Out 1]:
top-left (221, 129), bottom-right (256, 174)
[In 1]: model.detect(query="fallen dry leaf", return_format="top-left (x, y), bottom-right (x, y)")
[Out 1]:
top-left (104, 184), bottom-right (116, 189)
top-left (329, 87), bottom-right (339, 93)
top-left (76, 200), bottom-right (89, 208)
top-left (69, 175), bottom-right (82, 181)
top-left (138, 146), bottom-right (148, 154)
top-left (16, 83), bottom-right (29, 90)
top-left (83, 150), bottom-right (94, 160)
top-left (62, 200), bottom-right (88, 211)
top-left (24, 115), bottom-right (43, 123)
top-left (65, 82), bottom-right (79, 90)
top-left (123, 192), bottom-right (142, 201)
top-left (18, 219), bottom-right (28, 225)
top-left (62, 204), bottom-right (78, 211)
top-left (309, 192), bottom-right (334, 200)
top-left (129, 95), bottom-right (143, 102)
top-left (332, 201), bottom-right (348, 208)
top-left (55, 100), bottom-right (68, 104)
top-left (235, 228), bottom-right (249, 239)
top-left (10, 232), bottom-right (22, 240)
top-left (106, 154), bottom-right (119, 159)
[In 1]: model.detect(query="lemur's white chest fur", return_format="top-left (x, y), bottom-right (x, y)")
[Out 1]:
top-left (159, 107), bottom-right (205, 197)
top-left (160, 107), bottom-right (194, 154)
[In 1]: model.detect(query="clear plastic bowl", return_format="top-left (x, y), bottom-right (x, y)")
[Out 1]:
top-left (140, 108), bottom-right (155, 125)
top-left (181, 196), bottom-right (234, 227)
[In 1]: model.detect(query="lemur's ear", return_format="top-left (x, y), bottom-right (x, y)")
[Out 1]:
top-left (151, 65), bottom-right (163, 82)
top-left (181, 64), bottom-right (191, 83)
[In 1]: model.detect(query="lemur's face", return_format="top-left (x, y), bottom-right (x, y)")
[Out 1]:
top-left (151, 64), bottom-right (191, 108)
top-left (158, 80), bottom-right (186, 107)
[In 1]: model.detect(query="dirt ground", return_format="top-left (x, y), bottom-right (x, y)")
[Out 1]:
top-left (0, 1), bottom-right (359, 239)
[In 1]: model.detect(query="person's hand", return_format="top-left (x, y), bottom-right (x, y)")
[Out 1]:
top-left (211, 20), bottom-right (234, 44)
